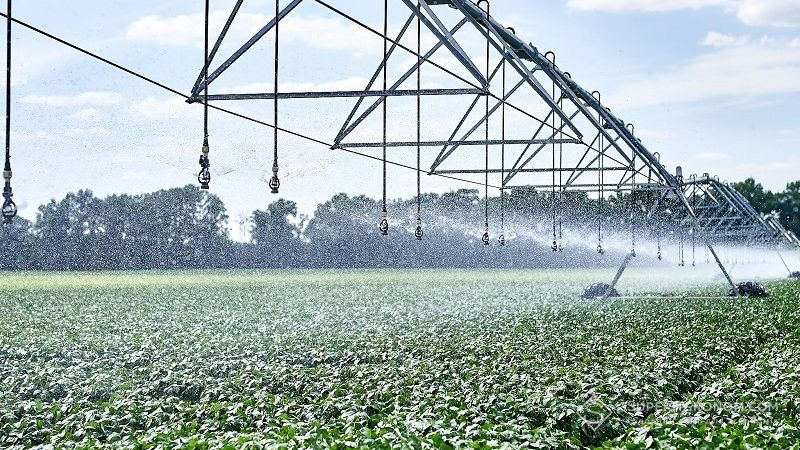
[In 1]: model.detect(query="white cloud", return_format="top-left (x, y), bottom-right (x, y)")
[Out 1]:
top-left (65, 127), bottom-right (112, 138)
top-left (126, 12), bottom-right (379, 55)
top-left (566, 0), bottom-right (800, 27)
top-left (126, 11), bottom-right (267, 47)
top-left (702, 31), bottom-right (750, 48)
top-left (718, 156), bottom-right (800, 190)
top-left (221, 76), bottom-right (369, 94)
top-left (22, 91), bottom-right (123, 107)
top-left (69, 108), bottom-right (105, 122)
top-left (566, 0), bottom-right (728, 13)
top-left (127, 96), bottom-right (198, 121)
top-left (607, 37), bottom-right (800, 108)
top-left (13, 127), bottom-right (111, 142)
top-left (693, 151), bottom-right (729, 161)
top-left (735, 0), bottom-right (800, 27)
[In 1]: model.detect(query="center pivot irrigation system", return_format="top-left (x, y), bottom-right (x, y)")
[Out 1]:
top-left (1, 0), bottom-right (798, 294)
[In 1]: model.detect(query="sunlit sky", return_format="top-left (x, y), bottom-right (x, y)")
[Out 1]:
top-left (6, 0), bottom-right (800, 234)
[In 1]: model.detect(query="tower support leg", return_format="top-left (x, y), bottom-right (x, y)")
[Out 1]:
top-left (604, 252), bottom-right (633, 299)
top-left (676, 188), bottom-right (739, 296)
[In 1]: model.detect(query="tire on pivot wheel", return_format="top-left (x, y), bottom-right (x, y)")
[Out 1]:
top-left (728, 281), bottom-right (769, 298)
top-left (582, 283), bottom-right (620, 299)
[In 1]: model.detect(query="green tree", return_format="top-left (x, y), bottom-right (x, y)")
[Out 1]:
top-left (251, 199), bottom-right (304, 267)
top-left (0, 217), bottom-right (34, 270)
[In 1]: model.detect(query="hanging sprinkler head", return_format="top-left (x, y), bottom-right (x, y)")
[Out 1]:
top-left (558, 242), bottom-right (564, 252)
top-left (498, 233), bottom-right (505, 246)
top-left (597, 242), bottom-right (605, 255)
top-left (379, 212), bottom-right (389, 236)
top-left (551, 240), bottom-right (558, 252)
top-left (197, 139), bottom-right (211, 190)
top-left (2, 171), bottom-right (16, 225)
top-left (414, 218), bottom-right (423, 241)
top-left (630, 248), bottom-right (636, 257)
top-left (269, 163), bottom-right (280, 194)
top-left (482, 229), bottom-right (490, 247)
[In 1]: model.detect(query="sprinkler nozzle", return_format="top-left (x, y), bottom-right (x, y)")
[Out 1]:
top-left (2, 182), bottom-right (16, 224)
top-left (269, 163), bottom-right (280, 194)
top-left (198, 142), bottom-right (211, 190)
top-left (379, 215), bottom-right (389, 236)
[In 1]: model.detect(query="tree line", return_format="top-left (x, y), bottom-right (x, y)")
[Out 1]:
top-left (1, 178), bottom-right (797, 271)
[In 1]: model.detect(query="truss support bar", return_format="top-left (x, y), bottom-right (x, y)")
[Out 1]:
top-left (434, 167), bottom-right (629, 174)
top-left (194, 0), bottom-right (305, 95)
top-left (404, 0), bottom-right (488, 87)
top-left (334, 18), bottom-right (469, 145)
top-left (190, 0), bottom-right (245, 96)
top-left (429, 73), bottom-right (526, 172)
top-left (339, 139), bottom-right (578, 149)
top-left (505, 183), bottom-right (661, 190)
top-left (449, 0), bottom-right (582, 140)
top-left (191, 88), bottom-right (483, 102)
top-left (776, 250), bottom-right (793, 275)
top-left (604, 252), bottom-right (634, 299)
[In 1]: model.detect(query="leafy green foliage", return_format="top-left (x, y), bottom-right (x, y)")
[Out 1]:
top-left (0, 271), bottom-right (798, 448)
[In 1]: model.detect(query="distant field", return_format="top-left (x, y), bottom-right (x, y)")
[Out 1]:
top-left (1, 270), bottom-right (799, 449)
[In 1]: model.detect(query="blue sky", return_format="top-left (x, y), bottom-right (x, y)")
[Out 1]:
top-left (6, 0), bottom-right (800, 235)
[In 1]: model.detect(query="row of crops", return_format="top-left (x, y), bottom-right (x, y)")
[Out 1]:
top-left (1, 270), bottom-right (799, 448)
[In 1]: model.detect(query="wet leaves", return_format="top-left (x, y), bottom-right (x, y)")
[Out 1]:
top-left (0, 271), bottom-right (798, 448)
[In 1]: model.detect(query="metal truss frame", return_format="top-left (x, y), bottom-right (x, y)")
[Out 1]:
top-left (187, 0), bottom-right (783, 294)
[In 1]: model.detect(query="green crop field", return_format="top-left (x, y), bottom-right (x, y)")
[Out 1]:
top-left (1, 269), bottom-right (799, 449)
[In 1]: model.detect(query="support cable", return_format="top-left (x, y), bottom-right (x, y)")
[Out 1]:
top-left (197, 0), bottom-right (211, 190)
top-left (2, 0), bottom-right (16, 225)
top-left (269, 0), bottom-right (281, 194)
top-left (0, 12), bottom-right (504, 192)
top-left (379, 0), bottom-right (389, 236)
